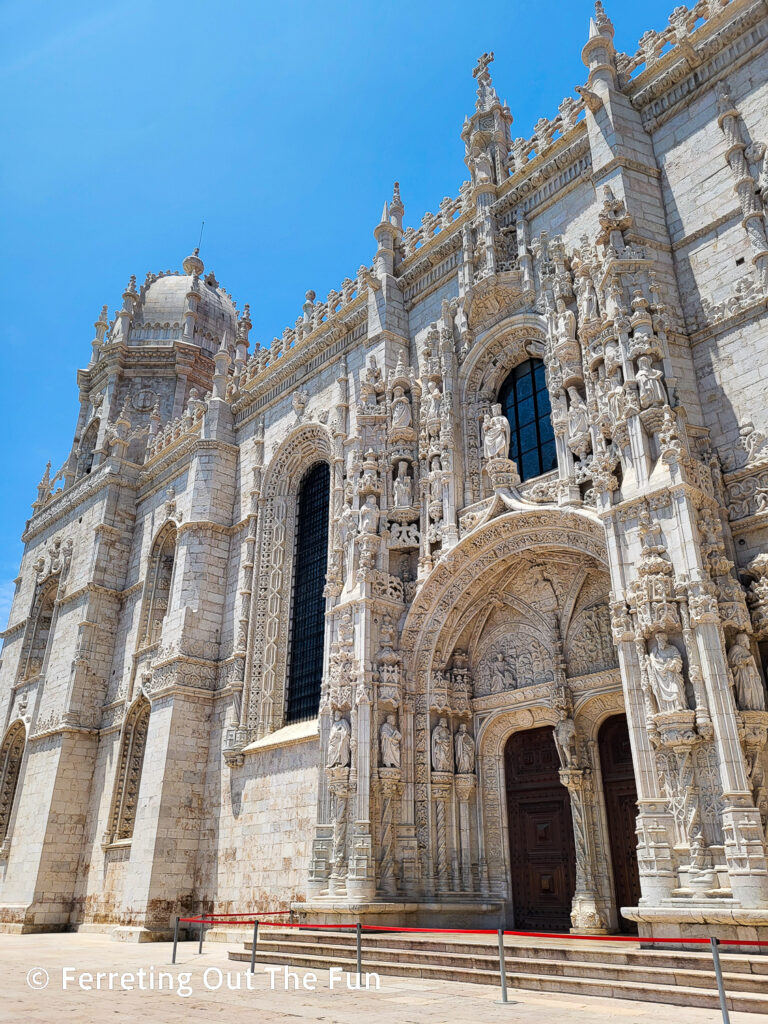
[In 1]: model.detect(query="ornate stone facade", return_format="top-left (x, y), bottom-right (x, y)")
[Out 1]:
top-left (1, 0), bottom-right (768, 942)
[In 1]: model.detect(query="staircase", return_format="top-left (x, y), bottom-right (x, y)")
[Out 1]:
top-left (228, 927), bottom-right (768, 1013)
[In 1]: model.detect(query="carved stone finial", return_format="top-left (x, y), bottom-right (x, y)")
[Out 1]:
top-left (182, 247), bottom-right (205, 276)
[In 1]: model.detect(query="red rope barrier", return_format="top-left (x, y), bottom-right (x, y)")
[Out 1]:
top-left (175, 915), bottom-right (768, 945)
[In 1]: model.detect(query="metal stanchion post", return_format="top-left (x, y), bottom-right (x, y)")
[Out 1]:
top-left (710, 937), bottom-right (731, 1024)
top-left (250, 920), bottom-right (259, 974)
top-left (495, 929), bottom-right (516, 1005)
top-left (172, 917), bottom-right (180, 965)
top-left (356, 923), bottom-right (362, 981)
top-left (198, 913), bottom-right (206, 955)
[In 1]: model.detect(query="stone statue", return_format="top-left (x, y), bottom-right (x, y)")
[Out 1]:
top-left (338, 501), bottom-right (357, 577)
top-left (647, 632), bottom-right (687, 713)
top-left (555, 298), bottom-right (576, 342)
top-left (454, 723), bottom-right (475, 774)
top-left (490, 652), bottom-right (515, 692)
top-left (380, 713), bottom-right (402, 769)
top-left (482, 403), bottom-right (511, 460)
top-left (326, 711), bottom-right (351, 768)
top-left (426, 381), bottom-right (442, 421)
top-left (429, 457), bottom-right (443, 503)
top-left (579, 276), bottom-right (598, 322)
top-left (728, 633), bottom-right (766, 711)
top-left (431, 717), bottom-right (453, 772)
top-left (391, 386), bottom-right (412, 429)
top-left (636, 355), bottom-right (667, 409)
top-left (567, 387), bottom-right (589, 438)
top-left (554, 713), bottom-right (578, 768)
top-left (360, 494), bottom-right (379, 535)
top-left (393, 461), bottom-right (413, 507)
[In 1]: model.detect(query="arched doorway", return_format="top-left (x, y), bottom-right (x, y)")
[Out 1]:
top-left (505, 726), bottom-right (575, 931)
top-left (598, 714), bottom-right (641, 933)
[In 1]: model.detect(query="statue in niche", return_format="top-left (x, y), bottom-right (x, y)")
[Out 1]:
top-left (360, 494), bottom-right (379, 535)
top-left (327, 711), bottom-right (351, 768)
top-left (490, 652), bottom-right (516, 692)
top-left (431, 717), bottom-right (453, 772)
top-left (380, 713), bottom-right (402, 769)
top-left (346, 446), bottom-right (361, 482)
top-left (555, 298), bottom-right (576, 342)
top-left (391, 386), bottom-right (412, 429)
top-left (604, 337), bottom-right (622, 379)
top-left (636, 355), bottom-right (667, 409)
top-left (482, 403), bottom-right (511, 460)
top-left (454, 723), bottom-right (475, 774)
top-left (393, 461), bottom-right (413, 507)
top-left (338, 607), bottom-right (354, 646)
top-left (429, 456), bottom-right (443, 503)
top-left (567, 387), bottom-right (589, 439)
top-left (728, 633), bottom-right (766, 711)
top-left (554, 713), bottom-right (578, 768)
top-left (425, 381), bottom-right (442, 422)
top-left (579, 275), bottom-right (599, 322)
top-left (647, 632), bottom-right (688, 713)
top-left (338, 500), bottom-right (357, 578)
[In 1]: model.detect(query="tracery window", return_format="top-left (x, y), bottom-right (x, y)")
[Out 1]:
top-left (106, 697), bottom-right (150, 844)
top-left (0, 723), bottom-right (26, 846)
top-left (19, 580), bottom-right (57, 682)
top-left (138, 524), bottom-right (177, 648)
top-left (286, 462), bottom-right (330, 723)
top-left (498, 358), bottom-right (557, 482)
top-left (77, 419), bottom-right (99, 477)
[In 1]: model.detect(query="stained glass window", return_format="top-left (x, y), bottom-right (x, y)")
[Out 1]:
top-left (498, 358), bottom-right (557, 482)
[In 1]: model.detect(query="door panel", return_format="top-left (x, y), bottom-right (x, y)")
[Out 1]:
top-left (505, 726), bottom-right (575, 932)
top-left (598, 714), bottom-right (641, 933)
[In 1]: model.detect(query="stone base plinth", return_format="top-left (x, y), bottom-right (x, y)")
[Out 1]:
top-left (622, 902), bottom-right (768, 950)
top-left (291, 898), bottom-right (504, 930)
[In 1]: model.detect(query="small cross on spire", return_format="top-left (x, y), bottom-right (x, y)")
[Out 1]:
top-left (473, 51), bottom-right (494, 80)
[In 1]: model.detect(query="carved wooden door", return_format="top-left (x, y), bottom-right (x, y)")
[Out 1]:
top-left (505, 726), bottom-right (576, 932)
top-left (598, 714), bottom-right (641, 933)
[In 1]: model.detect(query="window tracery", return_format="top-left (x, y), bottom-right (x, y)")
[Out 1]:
top-left (498, 358), bottom-right (557, 481)
top-left (0, 722), bottom-right (26, 847)
top-left (105, 698), bottom-right (150, 844)
top-left (138, 524), bottom-right (177, 648)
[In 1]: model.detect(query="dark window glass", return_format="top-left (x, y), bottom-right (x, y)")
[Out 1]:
top-left (497, 358), bottom-right (557, 482)
top-left (286, 462), bottom-right (330, 723)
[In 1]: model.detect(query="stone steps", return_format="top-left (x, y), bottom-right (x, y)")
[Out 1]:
top-left (228, 928), bottom-right (768, 1013)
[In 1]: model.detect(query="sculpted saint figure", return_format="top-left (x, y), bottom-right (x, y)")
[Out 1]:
top-left (490, 652), bottom-right (515, 692)
top-left (454, 723), bottom-right (475, 774)
top-left (326, 711), bottom-right (351, 768)
top-left (728, 633), bottom-right (766, 711)
top-left (647, 632), bottom-right (687, 713)
top-left (482, 403), bottom-right (511, 460)
top-left (431, 717), bottom-right (453, 772)
top-left (567, 387), bottom-right (589, 438)
top-left (554, 714), bottom-right (578, 768)
top-left (391, 386), bottom-right (412, 429)
top-left (555, 298), bottom-right (576, 342)
top-left (380, 714), bottom-right (402, 769)
top-left (360, 494), bottom-right (379, 535)
top-left (580, 277), bottom-right (598, 322)
top-left (426, 381), bottom-right (442, 421)
top-left (636, 355), bottom-right (667, 409)
top-left (338, 501), bottom-right (357, 577)
top-left (393, 461), bottom-right (413, 507)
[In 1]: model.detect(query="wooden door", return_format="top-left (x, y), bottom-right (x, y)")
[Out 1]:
top-left (598, 714), bottom-right (641, 933)
top-left (505, 726), bottom-right (575, 932)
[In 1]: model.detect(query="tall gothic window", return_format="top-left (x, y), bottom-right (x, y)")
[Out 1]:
top-left (105, 697), bottom-right (150, 845)
top-left (0, 723), bottom-right (26, 846)
top-left (498, 358), bottom-right (557, 482)
top-left (19, 580), bottom-right (57, 682)
top-left (77, 419), bottom-right (99, 477)
top-left (286, 462), bottom-right (330, 723)
top-left (138, 524), bottom-right (177, 648)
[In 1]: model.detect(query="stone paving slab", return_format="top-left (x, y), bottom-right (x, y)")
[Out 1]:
top-left (0, 932), bottom-right (757, 1024)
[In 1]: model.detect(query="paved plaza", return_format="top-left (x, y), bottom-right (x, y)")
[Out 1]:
top-left (0, 932), bottom-right (756, 1024)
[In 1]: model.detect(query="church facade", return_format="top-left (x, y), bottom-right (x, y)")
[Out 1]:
top-left (2, 0), bottom-right (768, 942)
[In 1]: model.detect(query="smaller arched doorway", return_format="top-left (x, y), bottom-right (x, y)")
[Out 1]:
top-left (505, 726), bottom-right (575, 931)
top-left (598, 714), bottom-right (641, 933)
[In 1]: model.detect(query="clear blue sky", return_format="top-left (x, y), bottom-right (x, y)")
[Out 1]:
top-left (0, 0), bottom-right (678, 626)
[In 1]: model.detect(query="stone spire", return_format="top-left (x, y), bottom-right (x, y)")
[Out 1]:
top-left (389, 182), bottom-right (404, 231)
top-left (461, 52), bottom-right (513, 189)
top-left (472, 51), bottom-right (499, 112)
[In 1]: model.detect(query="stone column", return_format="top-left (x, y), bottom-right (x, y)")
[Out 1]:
top-left (559, 766), bottom-right (608, 932)
top-left (377, 768), bottom-right (402, 897)
top-left (431, 771), bottom-right (453, 893)
top-left (455, 774), bottom-right (476, 892)
top-left (328, 767), bottom-right (350, 896)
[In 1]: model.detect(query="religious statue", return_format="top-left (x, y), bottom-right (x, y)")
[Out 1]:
top-left (326, 711), bottom-right (351, 768)
top-left (393, 461), bottom-right (413, 507)
top-left (380, 714), bottom-right (402, 769)
top-left (360, 494), bottom-right (379, 535)
top-left (604, 337), bottom-right (622, 379)
top-left (553, 713), bottom-right (578, 768)
top-left (429, 456), bottom-right (443, 503)
top-left (482, 403), bottom-right (511, 460)
top-left (490, 652), bottom-right (515, 692)
top-left (454, 723), bottom-right (475, 774)
top-left (338, 501), bottom-right (357, 578)
top-left (431, 717), bottom-right (453, 772)
top-left (426, 381), bottom-right (442, 422)
top-left (391, 386), bottom-right (412, 429)
top-left (579, 276), bottom-right (598, 322)
top-left (636, 355), bottom-right (667, 409)
top-left (567, 387), bottom-right (589, 438)
top-left (555, 298), bottom-right (576, 343)
top-left (647, 633), bottom-right (688, 713)
top-left (728, 633), bottom-right (766, 711)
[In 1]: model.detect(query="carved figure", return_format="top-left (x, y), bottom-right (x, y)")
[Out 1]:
top-left (380, 713), bottom-right (402, 769)
top-left (482, 403), bottom-right (511, 460)
top-left (360, 494), bottom-right (379, 535)
top-left (431, 717), bottom-right (453, 772)
top-left (647, 633), bottom-right (688, 713)
top-left (554, 714), bottom-right (578, 768)
top-left (567, 387), bottom-right (589, 438)
top-left (454, 723), bottom-right (475, 774)
top-left (327, 711), bottom-right (351, 768)
top-left (636, 355), bottom-right (667, 409)
top-left (393, 461), bottom-right (413, 507)
top-left (555, 298), bottom-right (576, 342)
top-left (728, 633), bottom-right (766, 711)
top-left (391, 386), bottom-right (412, 429)
top-left (338, 501), bottom-right (357, 577)
top-left (490, 652), bottom-right (515, 691)
top-left (426, 381), bottom-right (442, 421)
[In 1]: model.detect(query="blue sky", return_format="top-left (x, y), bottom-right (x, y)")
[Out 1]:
top-left (0, 0), bottom-right (679, 627)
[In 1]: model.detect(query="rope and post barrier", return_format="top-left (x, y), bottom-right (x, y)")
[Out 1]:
top-left (250, 920), bottom-right (259, 974)
top-left (356, 922), bottom-right (362, 982)
top-left (710, 937), bottom-right (731, 1024)
top-left (198, 912), bottom-right (206, 955)
top-left (172, 916), bottom-right (180, 965)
